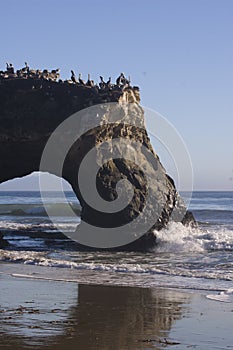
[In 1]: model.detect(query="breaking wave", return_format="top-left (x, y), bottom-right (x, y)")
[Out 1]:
top-left (154, 222), bottom-right (233, 252)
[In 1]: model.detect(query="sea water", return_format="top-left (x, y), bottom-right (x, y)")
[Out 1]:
top-left (0, 191), bottom-right (233, 299)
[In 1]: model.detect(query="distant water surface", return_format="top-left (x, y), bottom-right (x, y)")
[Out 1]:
top-left (0, 191), bottom-right (233, 293)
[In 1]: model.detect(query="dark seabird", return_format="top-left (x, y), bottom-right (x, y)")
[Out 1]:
top-left (106, 77), bottom-right (111, 85)
top-left (51, 68), bottom-right (60, 74)
top-left (71, 70), bottom-right (77, 83)
top-left (86, 73), bottom-right (94, 87)
top-left (86, 73), bottom-right (91, 85)
top-left (6, 63), bottom-right (14, 74)
top-left (78, 73), bottom-right (85, 85)
top-left (116, 72), bottom-right (128, 86)
top-left (99, 76), bottom-right (105, 89)
top-left (22, 62), bottom-right (29, 73)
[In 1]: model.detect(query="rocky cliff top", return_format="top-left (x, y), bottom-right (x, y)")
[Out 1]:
top-left (0, 66), bottom-right (140, 141)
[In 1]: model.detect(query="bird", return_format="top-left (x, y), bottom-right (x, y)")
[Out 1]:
top-left (51, 68), bottom-right (60, 74)
top-left (22, 62), bottom-right (29, 73)
top-left (6, 63), bottom-right (14, 74)
top-left (86, 73), bottom-right (94, 87)
top-left (71, 70), bottom-right (77, 83)
top-left (99, 76), bottom-right (105, 89)
top-left (78, 73), bottom-right (85, 85)
top-left (106, 77), bottom-right (111, 85)
top-left (116, 72), bottom-right (125, 85)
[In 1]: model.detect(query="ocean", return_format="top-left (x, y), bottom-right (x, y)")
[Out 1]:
top-left (0, 191), bottom-right (233, 301)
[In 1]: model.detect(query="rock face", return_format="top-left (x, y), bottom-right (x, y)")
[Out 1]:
top-left (0, 232), bottom-right (9, 248)
top-left (0, 77), bottom-right (194, 251)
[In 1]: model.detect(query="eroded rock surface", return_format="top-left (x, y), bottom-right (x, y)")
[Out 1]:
top-left (0, 77), bottom-right (194, 250)
top-left (0, 232), bottom-right (9, 248)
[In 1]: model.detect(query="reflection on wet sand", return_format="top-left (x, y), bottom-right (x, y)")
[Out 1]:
top-left (0, 276), bottom-right (191, 349)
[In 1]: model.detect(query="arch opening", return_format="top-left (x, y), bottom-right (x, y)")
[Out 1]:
top-left (0, 172), bottom-right (81, 249)
top-left (0, 171), bottom-right (73, 192)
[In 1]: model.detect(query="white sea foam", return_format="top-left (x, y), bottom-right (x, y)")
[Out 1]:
top-left (206, 288), bottom-right (233, 303)
top-left (154, 222), bottom-right (233, 253)
top-left (1, 221), bottom-right (233, 293)
top-left (0, 249), bottom-right (232, 296)
top-left (0, 220), bottom-right (78, 232)
top-left (0, 245), bottom-right (232, 283)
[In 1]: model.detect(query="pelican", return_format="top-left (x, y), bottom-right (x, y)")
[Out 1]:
top-left (71, 70), bottom-right (77, 83)
top-left (78, 73), bottom-right (85, 85)
top-left (22, 62), bottom-right (29, 73)
top-left (86, 73), bottom-right (94, 87)
top-left (99, 76), bottom-right (105, 89)
top-left (116, 72), bottom-right (125, 85)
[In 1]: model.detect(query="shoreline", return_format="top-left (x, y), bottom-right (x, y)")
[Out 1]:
top-left (0, 263), bottom-right (232, 350)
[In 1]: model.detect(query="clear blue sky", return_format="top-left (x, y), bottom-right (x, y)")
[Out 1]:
top-left (0, 0), bottom-right (233, 190)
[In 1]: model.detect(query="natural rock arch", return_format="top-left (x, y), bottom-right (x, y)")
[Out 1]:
top-left (0, 77), bottom-right (194, 250)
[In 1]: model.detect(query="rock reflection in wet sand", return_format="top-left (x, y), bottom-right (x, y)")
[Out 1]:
top-left (0, 275), bottom-right (190, 349)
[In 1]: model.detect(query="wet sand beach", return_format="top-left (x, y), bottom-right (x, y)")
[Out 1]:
top-left (0, 263), bottom-right (232, 350)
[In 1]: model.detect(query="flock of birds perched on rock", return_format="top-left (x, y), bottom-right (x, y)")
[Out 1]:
top-left (1, 62), bottom-right (60, 82)
top-left (0, 62), bottom-right (133, 91)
